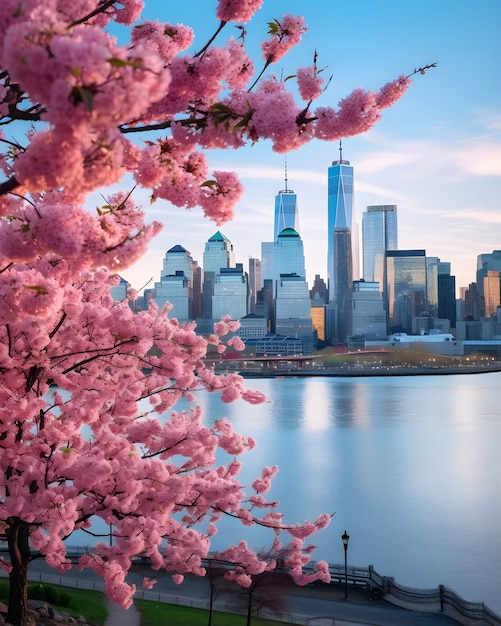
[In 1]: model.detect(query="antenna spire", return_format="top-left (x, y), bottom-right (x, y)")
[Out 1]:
top-left (284, 156), bottom-right (288, 192)
top-left (339, 140), bottom-right (343, 162)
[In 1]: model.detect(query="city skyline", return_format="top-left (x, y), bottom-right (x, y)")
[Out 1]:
top-left (98, 0), bottom-right (501, 294)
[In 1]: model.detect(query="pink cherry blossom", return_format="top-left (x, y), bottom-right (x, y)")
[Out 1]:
top-left (216, 0), bottom-right (264, 23)
top-left (297, 65), bottom-right (325, 102)
top-left (0, 2), bottom-right (421, 622)
top-left (261, 15), bottom-right (307, 63)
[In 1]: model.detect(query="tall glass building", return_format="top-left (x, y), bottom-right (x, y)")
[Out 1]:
top-left (273, 175), bottom-right (300, 241)
top-left (272, 227), bottom-right (307, 281)
top-left (476, 250), bottom-right (501, 316)
top-left (212, 264), bottom-right (249, 321)
top-left (248, 257), bottom-right (262, 314)
top-left (202, 231), bottom-right (236, 319)
top-left (386, 250), bottom-right (428, 334)
top-left (262, 168), bottom-right (300, 283)
top-left (362, 205), bottom-right (398, 292)
top-left (327, 148), bottom-right (355, 343)
top-left (203, 231), bottom-right (235, 274)
top-left (272, 228), bottom-right (313, 353)
top-left (153, 244), bottom-right (196, 321)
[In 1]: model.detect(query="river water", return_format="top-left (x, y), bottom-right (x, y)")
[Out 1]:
top-left (184, 371), bottom-right (501, 614)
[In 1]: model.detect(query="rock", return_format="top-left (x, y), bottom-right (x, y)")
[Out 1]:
top-left (0, 605), bottom-right (96, 626)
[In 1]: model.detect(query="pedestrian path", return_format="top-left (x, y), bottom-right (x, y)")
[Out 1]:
top-left (104, 598), bottom-right (140, 626)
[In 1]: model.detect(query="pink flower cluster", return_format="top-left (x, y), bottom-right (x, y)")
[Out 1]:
top-left (216, 0), bottom-right (264, 23)
top-left (261, 14), bottom-right (308, 63)
top-left (0, 1), bottom-right (418, 615)
top-left (297, 65), bottom-right (325, 102)
top-left (0, 1), bottom-right (413, 226)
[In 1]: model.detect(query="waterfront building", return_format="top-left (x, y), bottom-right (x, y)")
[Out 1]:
top-left (426, 257), bottom-right (440, 318)
top-left (276, 277), bottom-right (313, 352)
top-left (476, 250), bottom-right (501, 307)
top-left (362, 204), bottom-right (398, 293)
top-left (482, 270), bottom-right (501, 318)
top-left (273, 163), bottom-right (300, 241)
top-left (211, 263), bottom-right (248, 321)
top-left (462, 282), bottom-right (482, 321)
top-left (310, 274), bottom-right (328, 303)
top-left (261, 167), bottom-right (301, 283)
top-left (237, 312), bottom-right (268, 340)
top-left (327, 144), bottom-right (355, 344)
top-left (455, 318), bottom-right (501, 341)
top-left (244, 333), bottom-right (303, 357)
top-left (260, 241), bottom-right (274, 283)
top-left (351, 280), bottom-right (387, 339)
top-left (272, 228), bottom-right (307, 283)
top-left (110, 276), bottom-right (130, 301)
top-left (438, 264), bottom-right (456, 329)
top-left (271, 228), bottom-right (313, 354)
top-left (203, 230), bottom-right (236, 274)
top-left (311, 303), bottom-right (326, 343)
top-left (155, 272), bottom-right (192, 321)
top-left (191, 263), bottom-right (203, 319)
top-left (386, 250), bottom-right (428, 334)
top-left (202, 231), bottom-right (236, 319)
top-left (248, 257), bottom-right (262, 314)
top-left (388, 330), bottom-right (461, 356)
top-left (153, 245), bottom-right (198, 321)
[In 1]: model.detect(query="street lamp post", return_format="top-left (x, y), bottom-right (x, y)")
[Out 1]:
top-left (341, 530), bottom-right (350, 599)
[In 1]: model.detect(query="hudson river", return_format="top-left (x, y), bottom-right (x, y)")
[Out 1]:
top-left (186, 371), bottom-right (501, 615)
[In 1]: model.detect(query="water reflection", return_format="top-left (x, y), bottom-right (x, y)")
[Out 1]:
top-left (189, 373), bottom-right (501, 614)
top-left (63, 372), bottom-right (501, 615)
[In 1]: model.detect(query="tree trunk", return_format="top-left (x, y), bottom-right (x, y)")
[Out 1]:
top-left (6, 518), bottom-right (31, 626)
top-left (207, 582), bottom-right (213, 626)
top-left (246, 587), bottom-right (253, 626)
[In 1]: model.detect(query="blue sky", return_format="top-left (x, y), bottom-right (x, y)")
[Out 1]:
top-left (115, 0), bottom-right (501, 294)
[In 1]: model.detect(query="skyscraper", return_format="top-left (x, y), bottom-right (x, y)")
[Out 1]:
top-left (351, 280), bottom-right (387, 339)
top-left (248, 257), bottom-right (262, 314)
top-left (476, 250), bottom-right (501, 317)
top-left (386, 250), bottom-right (428, 334)
top-left (438, 266), bottom-right (456, 329)
top-left (273, 161), bottom-right (300, 241)
top-left (153, 244), bottom-right (197, 321)
top-left (202, 231), bottom-right (236, 319)
top-left (272, 227), bottom-right (307, 281)
top-left (262, 164), bottom-right (300, 283)
top-left (272, 228), bottom-right (313, 354)
top-left (362, 205), bottom-right (398, 292)
top-left (327, 144), bottom-right (355, 343)
top-left (212, 264), bottom-right (249, 321)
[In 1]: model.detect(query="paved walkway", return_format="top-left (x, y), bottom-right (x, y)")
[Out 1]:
top-left (104, 598), bottom-right (140, 626)
top-left (16, 561), bottom-right (482, 626)
top-left (101, 571), bottom-right (466, 626)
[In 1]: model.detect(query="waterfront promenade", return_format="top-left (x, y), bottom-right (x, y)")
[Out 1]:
top-left (11, 559), bottom-right (487, 626)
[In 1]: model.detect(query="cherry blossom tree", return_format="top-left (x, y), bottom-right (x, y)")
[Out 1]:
top-left (0, 1), bottom-right (432, 623)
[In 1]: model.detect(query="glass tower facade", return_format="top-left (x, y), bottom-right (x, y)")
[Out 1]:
top-left (273, 189), bottom-right (300, 241)
top-left (154, 245), bottom-right (195, 321)
top-left (386, 250), bottom-right (428, 334)
top-left (203, 231), bottom-right (235, 274)
top-left (327, 150), bottom-right (355, 343)
top-left (327, 156), bottom-right (354, 302)
top-left (476, 250), bottom-right (501, 316)
top-left (272, 228), bottom-right (307, 282)
top-left (202, 231), bottom-right (236, 319)
top-left (362, 205), bottom-right (398, 292)
top-left (212, 264), bottom-right (248, 321)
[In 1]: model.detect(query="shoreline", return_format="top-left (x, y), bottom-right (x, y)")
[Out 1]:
top-left (236, 363), bottom-right (501, 378)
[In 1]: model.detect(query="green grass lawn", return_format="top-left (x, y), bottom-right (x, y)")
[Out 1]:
top-left (0, 580), bottom-right (107, 625)
top-left (136, 599), bottom-right (288, 624)
top-left (0, 580), bottom-right (293, 625)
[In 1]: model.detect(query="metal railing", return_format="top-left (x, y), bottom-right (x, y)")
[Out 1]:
top-left (2, 550), bottom-right (501, 626)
